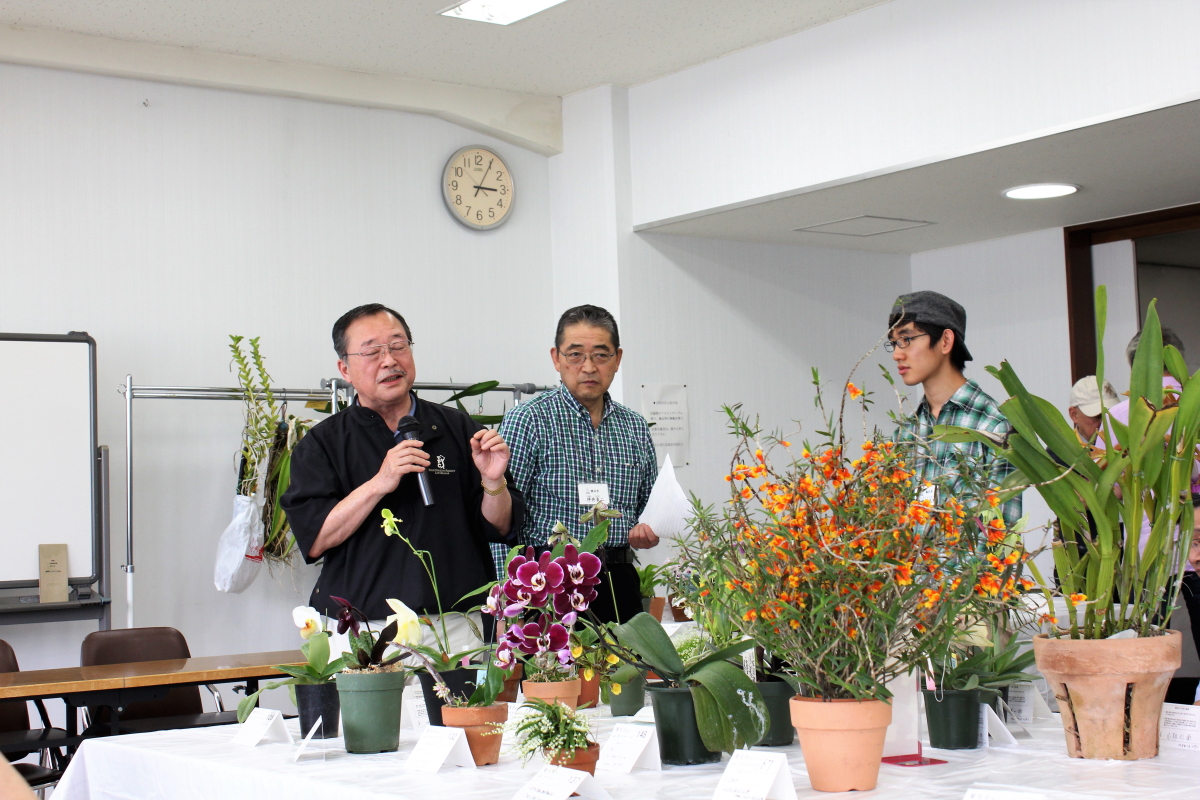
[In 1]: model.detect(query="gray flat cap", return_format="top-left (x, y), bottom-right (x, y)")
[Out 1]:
top-left (888, 290), bottom-right (973, 362)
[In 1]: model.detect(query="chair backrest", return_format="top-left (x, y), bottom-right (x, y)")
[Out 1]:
top-left (0, 640), bottom-right (32, 762)
top-left (80, 627), bottom-right (203, 721)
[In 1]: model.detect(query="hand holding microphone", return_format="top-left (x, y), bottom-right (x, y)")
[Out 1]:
top-left (396, 416), bottom-right (435, 506)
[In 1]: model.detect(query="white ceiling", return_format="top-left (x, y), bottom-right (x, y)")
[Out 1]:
top-left (640, 99), bottom-right (1200, 254)
top-left (0, 0), bottom-right (890, 97)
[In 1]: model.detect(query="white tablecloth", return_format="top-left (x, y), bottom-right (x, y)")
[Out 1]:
top-left (51, 705), bottom-right (1200, 800)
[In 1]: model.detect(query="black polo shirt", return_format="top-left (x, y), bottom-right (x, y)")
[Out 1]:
top-left (282, 394), bottom-right (523, 620)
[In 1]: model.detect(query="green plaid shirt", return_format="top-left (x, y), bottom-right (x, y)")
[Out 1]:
top-left (898, 379), bottom-right (1022, 529)
top-left (496, 384), bottom-right (658, 571)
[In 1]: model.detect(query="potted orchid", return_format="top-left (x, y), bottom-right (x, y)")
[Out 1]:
top-left (481, 544), bottom-right (602, 709)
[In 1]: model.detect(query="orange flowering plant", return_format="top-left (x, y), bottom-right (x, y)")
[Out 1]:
top-left (685, 387), bottom-right (1031, 701)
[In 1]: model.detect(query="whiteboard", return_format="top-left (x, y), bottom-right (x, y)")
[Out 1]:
top-left (0, 334), bottom-right (98, 586)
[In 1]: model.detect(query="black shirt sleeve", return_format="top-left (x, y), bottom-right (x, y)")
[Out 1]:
top-left (281, 426), bottom-right (343, 565)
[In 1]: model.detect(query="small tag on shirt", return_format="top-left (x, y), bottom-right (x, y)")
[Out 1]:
top-left (578, 483), bottom-right (610, 505)
top-left (918, 484), bottom-right (937, 504)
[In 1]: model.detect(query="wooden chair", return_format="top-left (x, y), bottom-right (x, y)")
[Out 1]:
top-left (80, 627), bottom-right (238, 735)
top-left (0, 640), bottom-right (67, 798)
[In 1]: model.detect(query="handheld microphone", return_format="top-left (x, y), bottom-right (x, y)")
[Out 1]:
top-left (395, 416), bottom-right (434, 507)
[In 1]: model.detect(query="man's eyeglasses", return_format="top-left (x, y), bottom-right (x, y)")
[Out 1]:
top-left (559, 350), bottom-right (615, 366)
top-left (344, 341), bottom-right (413, 360)
top-left (884, 333), bottom-right (929, 352)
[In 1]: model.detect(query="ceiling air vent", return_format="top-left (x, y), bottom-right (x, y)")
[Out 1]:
top-left (793, 215), bottom-right (933, 236)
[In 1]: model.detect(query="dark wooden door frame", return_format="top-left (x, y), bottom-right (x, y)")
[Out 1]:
top-left (1064, 202), bottom-right (1200, 382)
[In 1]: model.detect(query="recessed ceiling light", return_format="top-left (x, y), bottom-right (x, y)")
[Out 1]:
top-left (1003, 183), bottom-right (1079, 200)
top-left (440, 0), bottom-right (571, 25)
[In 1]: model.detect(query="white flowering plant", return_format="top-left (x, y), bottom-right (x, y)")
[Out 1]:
top-left (235, 606), bottom-right (345, 722)
top-left (506, 699), bottom-right (595, 764)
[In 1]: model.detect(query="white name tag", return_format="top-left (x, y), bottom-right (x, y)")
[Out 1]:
top-left (712, 750), bottom-right (796, 800)
top-left (1160, 702), bottom-right (1200, 751)
top-left (231, 708), bottom-right (294, 747)
top-left (578, 483), bottom-right (610, 505)
top-left (511, 764), bottom-right (613, 800)
top-left (596, 724), bottom-right (660, 773)
top-left (403, 725), bottom-right (476, 771)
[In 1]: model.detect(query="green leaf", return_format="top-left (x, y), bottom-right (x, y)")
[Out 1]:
top-left (687, 660), bottom-right (767, 751)
top-left (690, 681), bottom-right (734, 753)
top-left (306, 632), bottom-right (330, 673)
top-left (578, 519), bottom-right (612, 554)
top-left (680, 638), bottom-right (758, 679)
top-left (446, 381), bottom-right (500, 403)
top-left (614, 613), bottom-right (685, 679)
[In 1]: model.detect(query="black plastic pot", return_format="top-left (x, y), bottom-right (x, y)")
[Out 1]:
top-left (646, 682), bottom-right (722, 765)
top-left (755, 679), bottom-right (796, 746)
top-left (417, 667), bottom-right (478, 726)
top-left (295, 681), bottom-right (340, 739)
top-left (922, 688), bottom-right (982, 749)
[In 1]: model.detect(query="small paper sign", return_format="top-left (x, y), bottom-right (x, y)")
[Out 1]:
top-left (510, 765), bottom-right (613, 800)
top-left (291, 716), bottom-right (325, 762)
top-left (962, 786), bottom-right (1047, 800)
top-left (1160, 702), bottom-right (1200, 751)
top-left (712, 750), bottom-right (796, 800)
top-left (402, 687), bottom-right (430, 730)
top-left (1004, 684), bottom-right (1054, 723)
top-left (630, 705), bottom-right (655, 724)
top-left (404, 725), bottom-right (476, 771)
top-left (981, 704), bottom-right (1018, 747)
top-left (596, 724), bottom-right (660, 773)
top-left (38, 544), bottom-right (69, 604)
top-left (231, 708), bottom-right (294, 747)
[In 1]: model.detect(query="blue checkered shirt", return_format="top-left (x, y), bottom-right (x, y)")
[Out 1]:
top-left (495, 385), bottom-right (658, 575)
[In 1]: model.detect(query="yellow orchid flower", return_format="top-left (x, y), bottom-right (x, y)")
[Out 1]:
top-left (384, 598), bottom-right (423, 647)
top-left (291, 606), bottom-right (322, 640)
top-left (583, 668), bottom-right (595, 681)
top-left (611, 682), bottom-right (622, 695)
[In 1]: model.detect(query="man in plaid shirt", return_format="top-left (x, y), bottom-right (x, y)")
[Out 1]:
top-left (499, 305), bottom-right (658, 623)
top-left (888, 291), bottom-right (1022, 529)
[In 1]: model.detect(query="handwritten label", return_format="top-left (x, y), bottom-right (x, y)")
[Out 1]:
top-left (712, 750), bottom-right (796, 800)
top-left (404, 725), bottom-right (476, 771)
top-left (596, 724), bottom-right (660, 773)
top-left (291, 716), bottom-right (325, 762)
top-left (231, 708), bottom-right (293, 747)
top-left (511, 765), bottom-right (613, 800)
top-left (1160, 702), bottom-right (1200, 751)
top-left (962, 786), bottom-right (1047, 800)
top-left (402, 686), bottom-right (430, 730)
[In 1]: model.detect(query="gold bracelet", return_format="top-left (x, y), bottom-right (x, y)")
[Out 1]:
top-left (482, 477), bottom-right (507, 496)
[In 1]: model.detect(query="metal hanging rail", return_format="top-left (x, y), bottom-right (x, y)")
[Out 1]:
top-left (116, 376), bottom-right (551, 629)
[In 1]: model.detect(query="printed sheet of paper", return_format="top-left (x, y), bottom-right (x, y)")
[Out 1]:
top-left (636, 456), bottom-right (691, 565)
top-left (38, 544), bottom-right (69, 603)
top-left (511, 765), bottom-right (613, 800)
top-left (404, 725), bottom-right (476, 771)
top-left (712, 750), bottom-right (796, 800)
top-left (1160, 702), bottom-right (1200, 751)
top-left (596, 723), bottom-right (660, 773)
top-left (402, 686), bottom-right (430, 730)
top-left (642, 384), bottom-right (689, 466)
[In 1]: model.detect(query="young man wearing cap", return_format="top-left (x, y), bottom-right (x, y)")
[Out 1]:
top-left (887, 290), bottom-right (1021, 529)
top-left (1067, 376), bottom-right (1120, 444)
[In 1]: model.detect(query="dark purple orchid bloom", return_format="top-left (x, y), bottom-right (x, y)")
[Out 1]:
top-left (330, 595), bottom-right (366, 636)
top-left (557, 545), bottom-right (601, 590)
top-left (514, 551), bottom-right (565, 595)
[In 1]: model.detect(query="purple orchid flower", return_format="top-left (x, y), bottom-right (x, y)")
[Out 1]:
top-left (329, 595), bottom-right (365, 636)
top-left (556, 545), bottom-right (602, 590)
top-left (514, 551), bottom-right (565, 595)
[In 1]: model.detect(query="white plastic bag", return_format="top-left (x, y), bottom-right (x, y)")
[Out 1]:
top-left (214, 494), bottom-right (264, 593)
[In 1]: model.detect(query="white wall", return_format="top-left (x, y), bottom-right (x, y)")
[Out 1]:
top-left (910, 228), bottom-right (1071, 566)
top-left (1093, 239), bottom-right (1139, 393)
top-left (629, 0), bottom-right (1200, 225)
top-left (618, 233), bottom-right (910, 509)
top-left (1138, 264), bottom-right (1200, 375)
top-left (0, 63), bottom-right (555, 712)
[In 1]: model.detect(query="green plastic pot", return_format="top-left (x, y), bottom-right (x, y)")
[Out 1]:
top-left (336, 670), bottom-right (407, 753)
top-left (922, 688), bottom-right (982, 750)
top-left (646, 682), bottom-right (721, 765)
top-left (755, 680), bottom-right (796, 746)
top-left (608, 673), bottom-right (646, 717)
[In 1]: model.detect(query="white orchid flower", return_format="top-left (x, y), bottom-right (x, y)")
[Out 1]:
top-left (292, 606), bottom-right (322, 640)
top-left (385, 598), bottom-right (423, 647)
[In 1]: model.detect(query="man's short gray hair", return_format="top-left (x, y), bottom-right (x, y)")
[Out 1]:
top-left (1125, 327), bottom-right (1185, 367)
top-left (555, 305), bottom-right (620, 350)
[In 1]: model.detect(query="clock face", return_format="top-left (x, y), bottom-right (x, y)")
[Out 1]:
top-left (442, 146), bottom-right (514, 230)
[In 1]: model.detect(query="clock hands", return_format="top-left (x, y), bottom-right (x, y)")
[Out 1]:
top-left (474, 158), bottom-right (494, 197)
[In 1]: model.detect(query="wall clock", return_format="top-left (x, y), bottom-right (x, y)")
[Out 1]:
top-left (442, 145), bottom-right (514, 231)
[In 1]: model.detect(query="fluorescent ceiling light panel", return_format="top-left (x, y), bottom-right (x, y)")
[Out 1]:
top-left (441, 0), bottom-right (571, 25)
top-left (1003, 183), bottom-right (1079, 200)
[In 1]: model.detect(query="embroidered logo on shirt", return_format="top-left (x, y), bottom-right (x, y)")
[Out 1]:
top-left (431, 454), bottom-right (455, 476)
top-left (437, 455), bottom-right (446, 470)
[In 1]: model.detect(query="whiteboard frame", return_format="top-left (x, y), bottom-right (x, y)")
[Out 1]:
top-left (0, 332), bottom-right (101, 589)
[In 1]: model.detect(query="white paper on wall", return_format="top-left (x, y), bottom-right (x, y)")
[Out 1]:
top-left (642, 384), bottom-right (689, 466)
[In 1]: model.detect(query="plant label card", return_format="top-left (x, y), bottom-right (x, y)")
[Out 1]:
top-left (402, 687), bottom-right (430, 730)
top-left (1002, 684), bottom-right (1035, 724)
top-left (1160, 702), bottom-right (1200, 751)
top-left (712, 750), bottom-right (796, 800)
top-left (511, 765), bottom-right (613, 800)
top-left (630, 704), bottom-right (655, 724)
top-left (596, 723), bottom-right (660, 773)
top-left (961, 786), bottom-right (1047, 800)
top-left (38, 544), bottom-right (69, 603)
top-left (290, 716), bottom-right (326, 763)
top-left (882, 671), bottom-right (920, 758)
top-left (982, 704), bottom-right (1019, 747)
top-left (403, 724), bottom-right (476, 771)
top-left (231, 708), bottom-right (293, 747)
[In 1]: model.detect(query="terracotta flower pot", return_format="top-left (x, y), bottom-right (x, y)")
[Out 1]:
top-left (577, 672), bottom-right (601, 709)
top-left (545, 742), bottom-right (600, 775)
top-left (522, 678), bottom-right (581, 709)
top-left (497, 664), bottom-right (524, 703)
top-left (441, 703), bottom-right (509, 766)
top-left (789, 696), bottom-right (891, 792)
top-left (1033, 629), bottom-right (1182, 760)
